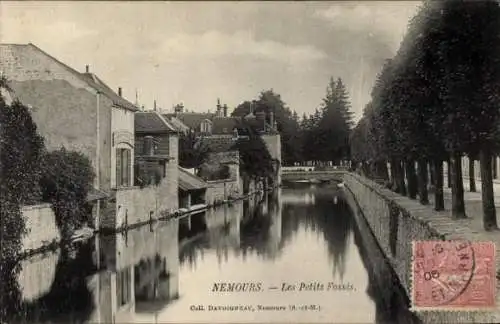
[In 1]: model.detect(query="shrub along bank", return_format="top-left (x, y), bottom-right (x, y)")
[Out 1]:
top-left (0, 80), bottom-right (95, 321)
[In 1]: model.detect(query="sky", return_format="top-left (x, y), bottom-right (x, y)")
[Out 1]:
top-left (1, 1), bottom-right (421, 122)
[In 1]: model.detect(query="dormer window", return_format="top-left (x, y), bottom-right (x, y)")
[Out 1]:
top-left (201, 120), bottom-right (212, 134)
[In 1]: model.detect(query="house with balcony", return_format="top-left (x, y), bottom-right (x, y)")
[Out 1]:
top-left (133, 110), bottom-right (179, 214)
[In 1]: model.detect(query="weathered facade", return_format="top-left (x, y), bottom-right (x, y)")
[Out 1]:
top-left (0, 43), bottom-right (138, 193)
top-left (101, 111), bottom-right (181, 229)
top-left (134, 111), bottom-right (179, 213)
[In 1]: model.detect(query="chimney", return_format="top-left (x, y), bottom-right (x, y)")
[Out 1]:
top-left (85, 65), bottom-right (89, 73)
top-left (256, 111), bottom-right (265, 130)
top-left (154, 100), bottom-right (157, 111)
top-left (216, 98), bottom-right (222, 116)
top-left (269, 111), bottom-right (275, 130)
top-left (144, 136), bottom-right (154, 155)
top-left (118, 87), bottom-right (122, 97)
top-left (249, 102), bottom-right (254, 114)
top-left (223, 104), bottom-right (228, 117)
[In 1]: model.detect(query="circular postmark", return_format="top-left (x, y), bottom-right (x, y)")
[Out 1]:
top-left (414, 240), bottom-right (476, 307)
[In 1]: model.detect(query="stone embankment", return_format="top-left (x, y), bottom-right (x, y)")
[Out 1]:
top-left (343, 172), bottom-right (499, 324)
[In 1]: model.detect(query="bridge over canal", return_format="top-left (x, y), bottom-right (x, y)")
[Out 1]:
top-left (281, 168), bottom-right (345, 183)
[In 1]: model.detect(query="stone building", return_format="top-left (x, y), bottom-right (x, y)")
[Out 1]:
top-left (163, 99), bottom-right (282, 186)
top-left (0, 43), bottom-right (182, 234)
top-left (134, 111), bottom-right (179, 214)
top-left (0, 43), bottom-right (144, 232)
top-left (0, 43), bottom-right (138, 193)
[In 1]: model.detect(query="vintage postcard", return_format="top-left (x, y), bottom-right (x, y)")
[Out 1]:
top-left (1, 1), bottom-right (500, 323)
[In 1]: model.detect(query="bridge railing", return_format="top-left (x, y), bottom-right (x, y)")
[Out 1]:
top-left (282, 166), bottom-right (349, 173)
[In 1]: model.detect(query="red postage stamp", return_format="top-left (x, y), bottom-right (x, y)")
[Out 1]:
top-left (412, 240), bottom-right (496, 310)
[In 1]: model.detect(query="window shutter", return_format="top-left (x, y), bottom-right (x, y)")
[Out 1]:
top-left (116, 271), bottom-right (123, 306)
top-left (125, 149), bottom-right (131, 186)
top-left (116, 149), bottom-right (122, 187)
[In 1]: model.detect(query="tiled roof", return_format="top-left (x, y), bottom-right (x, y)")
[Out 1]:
top-left (135, 111), bottom-right (177, 134)
top-left (199, 135), bottom-right (237, 153)
top-left (79, 73), bottom-right (138, 111)
top-left (1, 43), bottom-right (138, 112)
top-left (178, 167), bottom-right (208, 191)
top-left (212, 117), bottom-right (239, 135)
top-left (244, 116), bottom-right (267, 132)
top-left (86, 187), bottom-right (109, 202)
top-left (166, 116), bottom-right (190, 133)
top-left (163, 112), bottom-right (214, 129)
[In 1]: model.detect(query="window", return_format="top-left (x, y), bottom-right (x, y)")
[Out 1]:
top-left (160, 160), bottom-right (167, 178)
top-left (201, 120), bottom-right (212, 134)
top-left (116, 268), bottom-right (131, 307)
top-left (116, 148), bottom-right (131, 187)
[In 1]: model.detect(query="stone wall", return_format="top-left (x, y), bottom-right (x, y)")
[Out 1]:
top-left (343, 172), bottom-right (496, 323)
top-left (205, 150), bottom-right (240, 181)
top-left (261, 134), bottom-right (282, 185)
top-left (205, 179), bottom-right (241, 205)
top-left (166, 135), bottom-right (179, 211)
top-left (21, 204), bottom-right (60, 252)
top-left (17, 249), bottom-right (60, 302)
top-left (104, 172), bottom-right (178, 230)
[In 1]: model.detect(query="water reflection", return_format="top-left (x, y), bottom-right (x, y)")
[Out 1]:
top-left (12, 242), bottom-right (97, 323)
top-left (7, 185), bottom-right (417, 323)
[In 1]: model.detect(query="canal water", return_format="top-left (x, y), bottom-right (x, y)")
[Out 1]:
top-left (7, 184), bottom-right (420, 323)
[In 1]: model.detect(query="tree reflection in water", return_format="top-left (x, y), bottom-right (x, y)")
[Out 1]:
top-left (280, 186), bottom-right (352, 281)
top-left (11, 241), bottom-right (96, 323)
top-left (134, 254), bottom-right (179, 313)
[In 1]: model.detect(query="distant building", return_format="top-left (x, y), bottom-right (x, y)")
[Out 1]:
top-left (163, 98), bottom-right (282, 186)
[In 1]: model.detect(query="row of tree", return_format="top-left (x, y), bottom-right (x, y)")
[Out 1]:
top-left (350, 0), bottom-right (500, 230)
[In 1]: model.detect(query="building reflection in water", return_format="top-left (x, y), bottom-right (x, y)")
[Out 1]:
top-left (86, 218), bottom-right (180, 322)
top-left (239, 191), bottom-right (284, 260)
top-left (8, 184), bottom-right (418, 323)
top-left (12, 241), bottom-right (97, 323)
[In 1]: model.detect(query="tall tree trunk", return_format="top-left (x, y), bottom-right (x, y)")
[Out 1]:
top-left (480, 148), bottom-right (498, 230)
top-left (406, 160), bottom-right (418, 199)
top-left (379, 160), bottom-right (389, 181)
top-left (447, 159), bottom-right (452, 188)
top-left (469, 157), bottom-right (476, 192)
top-left (493, 155), bottom-right (498, 180)
top-left (397, 160), bottom-right (407, 196)
top-left (429, 162), bottom-right (436, 191)
top-left (389, 159), bottom-right (397, 190)
top-left (417, 159), bottom-right (429, 205)
top-left (450, 152), bottom-right (467, 219)
top-left (433, 159), bottom-right (445, 211)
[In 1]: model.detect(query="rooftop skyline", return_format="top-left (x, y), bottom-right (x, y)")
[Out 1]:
top-left (1, 1), bottom-right (420, 121)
